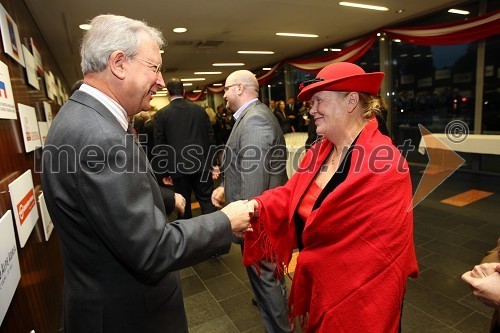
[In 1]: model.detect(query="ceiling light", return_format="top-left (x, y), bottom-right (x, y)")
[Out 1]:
top-left (237, 51), bottom-right (274, 54)
top-left (183, 83), bottom-right (193, 86)
top-left (173, 27), bottom-right (187, 33)
top-left (393, 39), bottom-right (401, 43)
top-left (323, 48), bottom-right (329, 51)
top-left (181, 78), bottom-right (205, 81)
top-left (276, 32), bottom-right (318, 38)
top-left (212, 63), bottom-right (245, 66)
top-left (159, 50), bottom-right (164, 54)
top-left (194, 71), bottom-right (222, 75)
top-left (395, 9), bottom-right (405, 14)
top-left (448, 9), bottom-right (469, 15)
top-left (262, 67), bottom-right (272, 70)
top-left (79, 24), bottom-right (91, 30)
top-left (192, 89), bottom-right (202, 93)
top-left (213, 83), bottom-right (223, 86)
top-left (339, 2), bottom-right (389, 11)
top-left (330, 48), bottom-right (341, 51)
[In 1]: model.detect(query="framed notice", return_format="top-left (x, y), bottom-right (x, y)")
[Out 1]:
top-left (0, 60), bottom-right (16, 119)
top-left (38, 192), bottom-right (54, 241)
top-left (18, 104), bottom-right (41, 152)
top-left (38, 121), bottom-right (48, 146)
top-left (45, 71), bottom-right (55, 101)
top-left (8, 170), bottom-right (39, 247)
top-left (30, 37), bottom-right (43, 76)
top-left (0, 4), bottom-right (24, 67)
top-left (0, 211), bottom-right (21, 325)
top-left (43, 101), bottom-right (53, 127)
top-left (22, 45), bottom-right (40, 90)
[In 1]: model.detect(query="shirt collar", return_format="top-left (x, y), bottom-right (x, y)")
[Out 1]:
top-left (233, 98), bottom-right (258, 120)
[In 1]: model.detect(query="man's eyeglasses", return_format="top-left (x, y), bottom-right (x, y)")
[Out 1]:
top-left (223, 83), bottom-right (240, 92)
top-left (299, 77), bottom-right (324, 91)
top-left (135, 57), bottom-right (162, 74)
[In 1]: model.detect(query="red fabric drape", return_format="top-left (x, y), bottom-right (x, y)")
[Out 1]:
top-left (185, 89), bottom-right (206, 102)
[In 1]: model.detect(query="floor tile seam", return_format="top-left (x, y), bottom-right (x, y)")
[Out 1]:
top-left (189, 267), bottom-right (230, 320)
top-left (450, 310), bottom-right (488, 330)
top-left (216, 290), bottom-right (253, 303)
top-left (403, 302), bottom-right (460, 331)
top-left (410, 278), bottom-right (474, 308)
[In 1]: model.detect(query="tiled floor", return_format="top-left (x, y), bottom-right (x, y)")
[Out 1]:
top-left (180, 166), bottom-right (499, 332)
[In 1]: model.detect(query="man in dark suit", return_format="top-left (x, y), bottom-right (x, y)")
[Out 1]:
top-left (154, 79), bottom-right (218, 218)
top-left (212, 70), bottom-right (291, 333)
top-left (40, 14), bottom-right (252, 333)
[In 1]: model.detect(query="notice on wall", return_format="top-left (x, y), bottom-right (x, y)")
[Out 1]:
top-left (43, 101), bottom-right (53, 128)
top-left (0, 4), bottom-right (24, 67)
top-left (8, 170), bottom-right (39, 248)
top-left (18, 103), bottom-right (41, 152)
top-left (22, 45), bottom-right (40, 90)
top-left (38, 192), bottom-right (54, 241)
top-left (0, 60), bottom-right (16, 120)
top-left (0, 211), bottom-right (21, 326)
top-left (38, 121), bottom-right (48, 146)
top-left (30, 37), bottom-right (43, 76)
top-left (45, 71), bottom-right (55, 101)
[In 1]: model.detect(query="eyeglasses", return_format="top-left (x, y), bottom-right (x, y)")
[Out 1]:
top-left (135, 57), bottom-right (162, 74)
top-left (299, 77), bottom-right (324, 91)
top-left (223, 83), bottom-right (240, 92)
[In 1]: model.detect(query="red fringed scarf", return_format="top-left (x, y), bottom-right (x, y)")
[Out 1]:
top-left (244, 119), bottom-right (418, 332)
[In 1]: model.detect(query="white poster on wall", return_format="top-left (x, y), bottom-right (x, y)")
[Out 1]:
top-left (38, 121), bottom-right (48, 146)
top-left (56, 77), bottom-right (63, 106)
top-left (38, 192), bottom-right (54, 241)
top-left (30, 37), bottom-right (43, 76)
top-left (8, 170), bottom-right (39, 248)
top-left (43, 101), bottom-right (53, 128)
top-left (18, 104), bottom-right (41, 152)
top-left (22, 45), bottom-right (40, 90)
top-left (45, 71), bottom-right (55, 101)
top-left (0, 60), bottom-right (16, 119)
top-left (0, 4), bottom-right (24, 67)
top-left (0, 211), bottom-right (21, 325)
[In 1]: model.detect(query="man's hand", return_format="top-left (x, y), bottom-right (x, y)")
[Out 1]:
top-left (211, 165), bottom-right (221, 180)
top-left (211, 186), bottom-right (225, 208)
top-left (162, 176), bottom-right (173, 186)
top-left (461, 263), bottom-right (500, 308)
top-left (221, 200), bottom-right (254, 233)
top-left (174, 193), bottom-right (186, 216)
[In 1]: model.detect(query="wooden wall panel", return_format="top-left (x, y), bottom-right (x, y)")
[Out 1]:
top-left (0, 0), bottom-right (68, 331)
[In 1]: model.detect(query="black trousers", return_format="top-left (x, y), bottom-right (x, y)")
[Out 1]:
top-left (173, 172), bottom-right (217, 219)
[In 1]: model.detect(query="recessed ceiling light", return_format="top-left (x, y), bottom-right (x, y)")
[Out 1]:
top-left (262, 67), bottom-right (272, 70)
top-left (173, 27), bottom-right (187, 33)
top-left (183, 83), bottom-right (193, 86)
top-left (159, 50), bottom-right (164, 54)
top-left (213, 83), bottom-right (223, 86)
top-left (393, 39), bottom-right (401, 43)
top-left (395, 9), bottom-right (405, 14)
top-left (339, 2), bottom-right (389, 11)
top-left (194, 71), bottom-right (222, 75)
top-left (323, 48), bottom-right (329, 51)
top-left (237, 51), bottom-right (275, 54)
top-left (212, 63), bottom-right (245, 66)
top-left (181, 78), bottom-right (205, 81)
top-left (276, 32), bottom-right (318, 38)
top-left (330, 48), bottom-right (341, 51)
top-left (192, 89), bottom-right (202, 93)
top-left (448, 9), bottom-right (470, 15)
top-left (79, 24), bottom-right (91, 30)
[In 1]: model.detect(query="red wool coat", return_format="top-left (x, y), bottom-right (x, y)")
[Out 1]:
top-left (244, 119), bottom-right (418, 332)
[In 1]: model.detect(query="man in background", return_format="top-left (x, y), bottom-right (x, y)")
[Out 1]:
top-left (155, 78), bottom-right (218, 218)
top-left (212, 70), bottom-right (291, 333)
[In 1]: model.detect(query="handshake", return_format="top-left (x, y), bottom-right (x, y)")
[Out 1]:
top-left (213, 186), bottom-right (259, 238)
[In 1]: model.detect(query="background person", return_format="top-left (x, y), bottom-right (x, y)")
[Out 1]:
top-left (41, 14), bottom-right (253, 333)
top-left (244, 62), bottom-right (418, 332)
top-left (212, 70), bottom-right (291, 333)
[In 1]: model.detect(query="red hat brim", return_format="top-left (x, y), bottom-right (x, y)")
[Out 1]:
top-left (297, 71), bottom-right (384, 101)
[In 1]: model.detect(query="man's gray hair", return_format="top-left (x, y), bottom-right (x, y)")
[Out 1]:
top-left (80, 14), bottom-right (165, 75)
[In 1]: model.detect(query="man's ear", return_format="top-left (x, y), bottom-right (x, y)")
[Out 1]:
top-left (109, 50), bottom-right (127, 80)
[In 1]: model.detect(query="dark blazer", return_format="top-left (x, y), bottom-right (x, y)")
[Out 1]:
top-left (274, 110), bottom-right (293, 134)
top-left (154, 98), bottom-right (216, 179)
top-left (223, 100), bottom-right (287, 203)
top-left (41, 91), bottom-right (232, 333)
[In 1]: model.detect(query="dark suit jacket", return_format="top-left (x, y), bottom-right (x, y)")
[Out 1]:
top-left (41, 91), bottom-right (232, 333)
top-left (223, 100), bottom-right (287, 203)
top-left (154, 98), bottom-right (216, 179)
top-left (274, 110), bottom-right (293, 134)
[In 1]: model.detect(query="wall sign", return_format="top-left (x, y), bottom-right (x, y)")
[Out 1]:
top-left (0, 60), bottom-right (16, 120)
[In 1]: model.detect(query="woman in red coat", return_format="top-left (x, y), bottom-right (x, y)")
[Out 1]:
top-left (244, 62), bottom-right (418, 332)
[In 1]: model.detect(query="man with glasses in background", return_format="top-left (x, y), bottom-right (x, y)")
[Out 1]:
top-left (212, 70), bottom-right (291, 333)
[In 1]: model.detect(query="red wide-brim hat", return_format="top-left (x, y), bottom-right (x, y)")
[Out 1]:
top-left (297, 62), bottom-right (384, 101)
